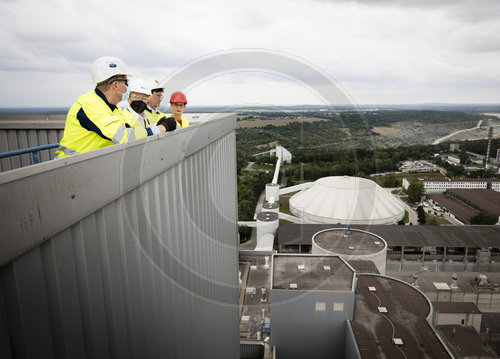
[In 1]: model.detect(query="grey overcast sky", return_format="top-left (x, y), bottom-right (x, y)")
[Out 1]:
top-left (0, 0), bottom-right (499, 108)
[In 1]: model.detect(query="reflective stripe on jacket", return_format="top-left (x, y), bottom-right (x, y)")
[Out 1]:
top-left (56, 89), bottom-right (151, 158)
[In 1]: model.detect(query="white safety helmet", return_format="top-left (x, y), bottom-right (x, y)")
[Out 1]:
top-left (128, 78), bottom-right (155, 95)
top-left (151, 80), bottom-right (165, 92)
top-left (91, 56), bottom-right (130, 85)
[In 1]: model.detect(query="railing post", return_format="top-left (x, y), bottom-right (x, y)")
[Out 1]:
top-left (33, 151), bottom-right (40, 164)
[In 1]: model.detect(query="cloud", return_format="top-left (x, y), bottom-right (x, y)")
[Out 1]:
top-left (0, 0), bottom-right (498, 106)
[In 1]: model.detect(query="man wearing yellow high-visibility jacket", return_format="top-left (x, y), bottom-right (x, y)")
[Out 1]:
top-left (55, 56), bottom-right (167, 158)
top-left (144, 82), bottom-right (168, 126)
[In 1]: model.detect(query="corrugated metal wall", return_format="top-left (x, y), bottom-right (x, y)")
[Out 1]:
top-left (0, 115), bottom-right (65, 171)
top-left (0, 114), bottom-right (240, 358)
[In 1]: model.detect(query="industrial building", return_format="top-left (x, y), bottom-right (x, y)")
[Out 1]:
top-left (277, 224), bottom-right (500, 272)
top-left (239, 218), bottom-right (500, 357)
top-left (270, 254), bottom-right (356, 359)
top-left (428, 188), bottom-right (500, 224)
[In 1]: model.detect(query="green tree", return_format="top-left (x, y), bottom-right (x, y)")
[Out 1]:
top-left (470, 212), bottom-right (498, 225)
top-left (459, 148), bottom-right (468, 164)
top-left (407, 181), bottom-right (425, 203)
top-left (417, 206), bottom-right (426, 225)
top-left (382, 174), bottom-right (398, 188)
top-left (238, 225), bottom-right (253, 244)
top-left (446, 164), bottom-right (465, 177)
top-left (238, 200), bottom-right (255, 221)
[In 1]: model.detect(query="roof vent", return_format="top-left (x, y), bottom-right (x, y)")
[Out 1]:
top-left (298, 264), bottom-right (305, 270)
top-left (246, 287), bottom-right (256, 294)
top-left (433, 282), bottom-right (451, 290)
top-left (348, 246), bottom-right (355, 250)
top-left (323, 265), bottom-right (331, 271)
top-left (477, 274), bottom-right (489, 286)
top-left (368, 286), bottom-right (376, 292)
top-left (393, 338), bottom-right (403, 345)
top-left (290, 283), bottom-right (298, 289)
top-left (378, 307), bottom-right (388, 313)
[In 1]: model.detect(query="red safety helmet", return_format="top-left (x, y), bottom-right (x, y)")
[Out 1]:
top-left (170, 91), bottom-right (187, 104)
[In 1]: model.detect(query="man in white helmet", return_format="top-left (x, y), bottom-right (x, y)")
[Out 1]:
top-left (56, 56), bottom-right (168, 158)
top-left (144, 81), bottom-right (168, 126)
top-left (123, 78), bottom-right (176, 131)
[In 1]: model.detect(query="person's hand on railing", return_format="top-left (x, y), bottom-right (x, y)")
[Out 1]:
top-left (156, 117), bottom-right (177, 132)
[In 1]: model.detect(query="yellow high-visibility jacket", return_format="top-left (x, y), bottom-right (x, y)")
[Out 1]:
top-left (170, 115), bottom-right (189, 129)
top-left (123, 106), bottom-right (148, 129)
top-left (56, 89), bottom-right (153, 158)
top-left (144, 107), bottom-right (168, 127)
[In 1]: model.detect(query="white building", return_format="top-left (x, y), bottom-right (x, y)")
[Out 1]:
top-left (447, 155), bottom-right (461, 165)
top-left (402, 177), bottom-right (500, 194)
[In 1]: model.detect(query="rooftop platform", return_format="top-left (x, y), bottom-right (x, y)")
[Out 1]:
top-left (239, 254), bottom-right (272, 340)
top-left (313, 228), bottom-right (385, 255)
top-left (272, 254), bottom-right (354, 291)
top-left (352, 274), bottom-right (451, 359)
top-left (386, 271), bottom-right (500, 294)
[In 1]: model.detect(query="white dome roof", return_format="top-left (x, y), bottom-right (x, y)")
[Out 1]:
top-left (289, 176), bottom-right (404, 225)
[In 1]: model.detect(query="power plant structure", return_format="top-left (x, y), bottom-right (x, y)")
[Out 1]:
top-left (3, 114), bottom-right (500, 358)
top-left (239, 143), bottom-right (500, 358)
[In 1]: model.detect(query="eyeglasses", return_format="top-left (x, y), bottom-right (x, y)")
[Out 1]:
top-left (110, 78), bottom-right (129, 86)
top-left (171, 103), bottom-right (186, 107)
top-left (130, 94), bottom-right (150, 102)
top-left (153, 93), bottom-right (164, 99)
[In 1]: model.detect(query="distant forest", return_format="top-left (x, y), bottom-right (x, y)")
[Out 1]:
top-left (236, 110), bottom-right (490, 154)
top-left (316, 110), bottom-right (482, 129)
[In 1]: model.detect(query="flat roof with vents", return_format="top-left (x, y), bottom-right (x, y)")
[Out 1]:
top-left (272, 254), bottom-right (354, 291)
top-left (313, 228), bottom-right (386, 255)
top-left (351, 275), bottom-right (451, 359)
top-left (386, 271), bottom-right (500, 294)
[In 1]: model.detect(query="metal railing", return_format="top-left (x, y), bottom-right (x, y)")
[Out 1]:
top-left (0, 143), bottom-right (59, 164)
